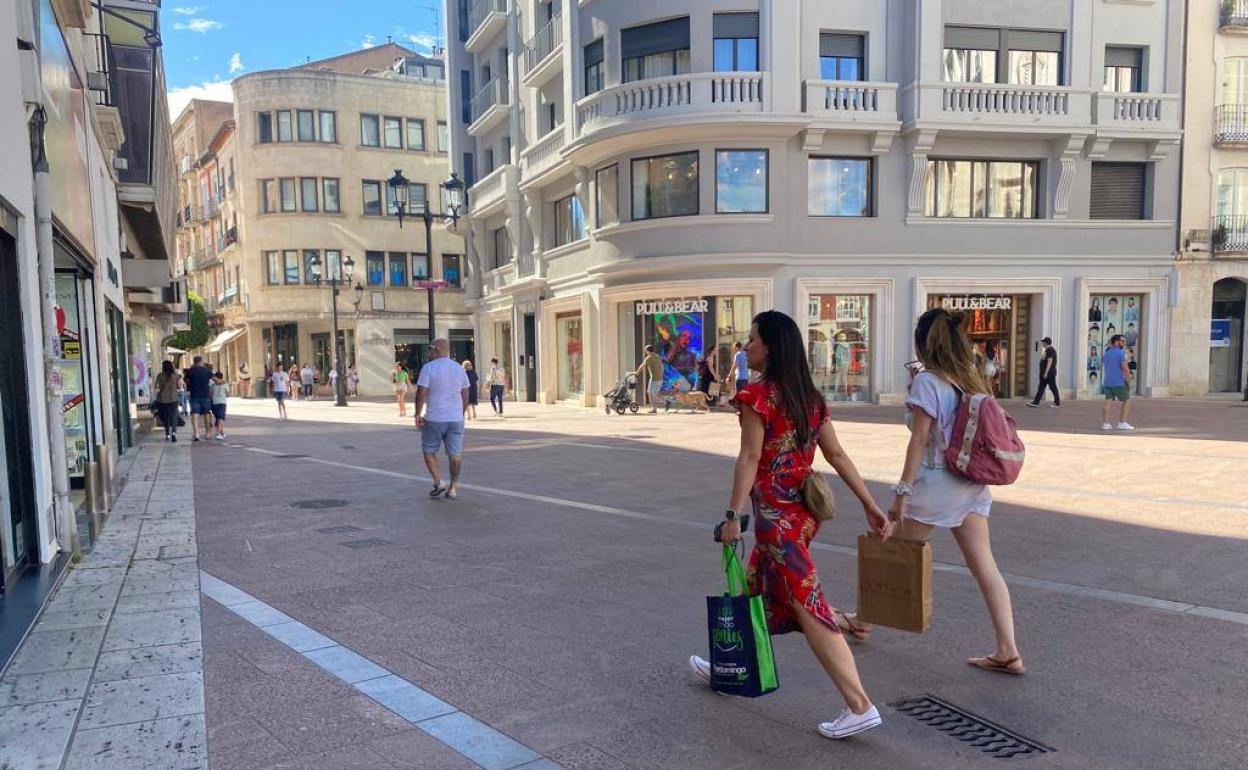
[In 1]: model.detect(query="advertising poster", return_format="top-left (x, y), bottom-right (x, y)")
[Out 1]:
top-left (1087, 294), bottom-right (1142, 393)
top-left (653, 310), bottom-right (703, 391)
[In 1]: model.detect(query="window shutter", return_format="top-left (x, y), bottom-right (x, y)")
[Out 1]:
top-left (1090, 163), bottom-right (1146, 220)
top-left (944, 26), bottom-right (1000, 50)
top-left (621, 17), bottom-right (690, 60)
top-left (820, 33), bottom-right (864, 58)
top-left (1007, 30), bottom-right (1064, 53)
top-left (1105, 47), bottom-right (1142, 68)
top-left (714, 13), bottom-right (759, 39)
top-left (584, 38), bottom-right (604, 67)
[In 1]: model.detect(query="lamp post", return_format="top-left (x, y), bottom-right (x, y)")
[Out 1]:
top-left (387, 170), bottom-right (465, 346)
top-left (309, 253), bottom-right (356, 407)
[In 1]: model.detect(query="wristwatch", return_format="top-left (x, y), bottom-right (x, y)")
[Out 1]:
top-left (892, 481), bottom-right (915, 497)
top-left (724, 509), bottom-right (738, 521)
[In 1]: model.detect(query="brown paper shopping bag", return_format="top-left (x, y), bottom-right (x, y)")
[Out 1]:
top-left (856, 532), bottom-right (932, 633)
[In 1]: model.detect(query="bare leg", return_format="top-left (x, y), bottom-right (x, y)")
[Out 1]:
top-left (397, 392), bottom-right (405, 416)
top-left (1120, 400), bottom-right (1132, 423)
top-left (951, 514), bottom-right (1021, 663)
top-left (423, 452), bottom-right (442, 487)
top-left (1102, 399), bottom-right (1111, 424)
top-left (792, 601), bottom-right (873, 714)
top-left (447, 455), bottom-right (462, 494)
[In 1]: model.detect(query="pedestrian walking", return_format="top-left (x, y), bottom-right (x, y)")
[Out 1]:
top-left (486, 357), bottom-right (507, 415)
top-left (153, 361), bottom-right (181, 442)
top-left (697, 349), bottom-right (721, 408)
top-left (689, 310), bottom-right (891, 740)
top-left (392, 363), bottom-right (410, 416)
top-left (301, 363), bottom-right (315, 400)
top-left (982, 340), bottom-right (1001, 394)
top-left (177, 369), bottom-right (190, 416)
top-left (414, 339), bottom-right (470, 500)
top-left (1100, 334), bottom-right (1134, 431)
top-left (329, 365), bottom-right (339, 397)
top-left (185, 356), bottom-right (215, 442)
top-left (289, 366), bottom-right (302, 400)
top-left (1028, 337), bottom-right (1061, 408)
top-left (635, 344), bottom-right (665, 413)
top-left (348, 366), bottom-right (359, 396)
top-left (889, 307), bottom-right (1025, 675)
top-left (463, 360), bottom-right (480, 420)
top-left (210, 371), bottom-right (229, 439)
top-left (270, 364), bottom-right (290, 420)
top-left (729, 340), bottom-right (749, 395)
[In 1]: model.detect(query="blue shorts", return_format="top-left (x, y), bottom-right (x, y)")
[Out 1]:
top-left (190, 397), bottom-right (212, 415)
top-left (211, 404), bottom-right (226, 422)
top-left (421, 420), bottom-right (464, 457)
top-left (274, 391), bottom-right (286, 402)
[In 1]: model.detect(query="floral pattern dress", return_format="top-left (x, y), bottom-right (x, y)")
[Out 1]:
top-left (731, 380), bottom-right (840, 636)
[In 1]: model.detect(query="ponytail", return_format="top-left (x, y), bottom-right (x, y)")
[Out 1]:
top-left (915, 308), bottom-right (991, 395)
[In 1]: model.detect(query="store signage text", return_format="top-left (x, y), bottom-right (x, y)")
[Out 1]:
top-left (635, 299), bottom-right (708, 316)
top-left (941, 296), bottom-right (1012, 311)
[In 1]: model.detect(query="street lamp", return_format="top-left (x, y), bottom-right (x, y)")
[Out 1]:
top-left (309, 252), bottom-right (355, 407)
top-left (387, 170), bottom-right (465, 342)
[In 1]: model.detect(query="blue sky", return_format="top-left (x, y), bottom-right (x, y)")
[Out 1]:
top-left (162, 1), bottom-right (444, 118)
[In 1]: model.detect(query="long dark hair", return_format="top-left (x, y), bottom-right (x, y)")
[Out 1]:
top-left (160, 360), bottom-right (175, 375)
top-left (915, 308), bottom-right (990, 394)
top-left (754, 310), bottom-right (824, 446)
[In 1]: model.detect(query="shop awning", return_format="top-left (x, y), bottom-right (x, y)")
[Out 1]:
top-left (204, 327), bottom-right (247, 353)
top-left (165, 346), bottom-right (187, 355)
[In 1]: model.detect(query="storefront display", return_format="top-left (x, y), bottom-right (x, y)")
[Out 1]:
top-left (1087, 293), bottom-right (1142, 394)
top-left (55, 274), bottom-right (91, 480)
top-left (929, 294), bottom-right (1031, 398)
top-left (807, 294), bottom-right (871, 402)
top-left (557, 313), bottom-right (584, 399)
top-left (617, 295), bottom-right (753, 395)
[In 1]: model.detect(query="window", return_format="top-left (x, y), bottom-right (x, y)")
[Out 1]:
top-left (491, 227), bottom-right (512, 268)
top-left (713, 13), bottom-right (759, 72)
top-left (261, 179), bottom-right (277, 213)
top-left (413, 251), bottom-right (430, 279)
top-left (276, 110), bottom-right (293, 142)
top-left (437, 121), bottom-right (449, 152)
top-left (553, 195), bottom-right (587, 246)
top-left (366, 251), bottom-right (385, 286)
top-left (443, 254), bottom-right (462, 288)
top-left (300, 178), bottom-right (318, 212)
top-left (319, 111), bottom-right (337, 143)
top-left (820, 33), bottom-right (864, 80)
top-left (484, 148), bottom-right (495, 175)
top-left (596, 164), bottom-right (619, 228)
top-left (227, 159), bottom-right (235, 192)
top-left (283, 250), bottom-right (300, 284)
top-left (279, 178), bottom-right (297, 212)
top-left (384, 116), bottom-right (403, 148)
top-left (545, 102), bottom-right (558, 133)
top-left (322, 178), bottom-right (340, 213)
top-left (622, 17), bottom-right (691, 82)
top-left (361, 114), bottom-right (381, 146)
top-left (406, 118), bottom-right (425, 150)
top-left (265, 251), bottom-right (279, 285)
top-left (1090, 162), bottom-right (1146, 220)
top-left (362, 180), bottom-right (382, 215)
top-left (943, 27), bottom-right (1063, 85)
top-left (1223, 58), bottom-right (1248, 106)
top-left (409, 183), bottom-right (428, 214)
top-left (943, 29), bottom-right (998, 83)
top-left (389, 252), bottom-right (408, 286)
top-left (1104, 47), bottom-right (1143, 93)
top-left (924, 159), bottom-right (1038, 219)
top-left (1009, 49), bottom-right (1059, 86)
top-left (297, 110), bottom-right (316, 141)
top-left (584, 39), bottom-right (604, 95)
top-left (326, 249), bottom-right (343, 280)
top-left (303, 249), bottom-right (320, 283)
top-left (463, 152), bottom-right (475, 187)
top-left (460, 70), bottom-right (473, 125)
top-left (257, 112), bottom-right (273, 143)
top-left (808, 157), bottom-right (872, 217)
top-left (631, 151), bottom-right (699, 219)
top-left (716, 149), bottom-right (767, 214)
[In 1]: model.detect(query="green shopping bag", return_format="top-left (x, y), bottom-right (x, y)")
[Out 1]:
top-left (706, 544), bottom-right (778, 697)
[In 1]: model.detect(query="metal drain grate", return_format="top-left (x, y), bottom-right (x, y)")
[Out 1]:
top-left (315, 525), bottom-right (363, 534)
top-left (340, 538), bottom-right (392, 549)
top-left (890, 695), bottom-right (1053, 760)
top-left (292, 499), bottom-right (349, 510)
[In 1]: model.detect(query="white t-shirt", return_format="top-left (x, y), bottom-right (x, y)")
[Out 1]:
top-left (271, 371), bottom-right (290, 393)
top-left (300, 367), bottom-right (314, 384)
top-left (416, 358), bottom-right (470, 422)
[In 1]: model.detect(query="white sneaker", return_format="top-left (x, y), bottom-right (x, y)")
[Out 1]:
top-left (1116, 422), bottom-right (1135, 431)
top-left (214, 433), bottom-right (224, 440)
top-left (688, 655), bottom-right (710, 684)
top-left (818, 706), bottom-right (882, 740)
top-left (1101, 423), bottom-right (1113, 431)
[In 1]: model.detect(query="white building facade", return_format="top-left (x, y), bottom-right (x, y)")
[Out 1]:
top-left (446, 0), bottom-right (1184, 407)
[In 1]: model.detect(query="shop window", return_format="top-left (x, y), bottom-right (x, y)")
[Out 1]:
top-left (1087, 294), bottom-right (1143, 394)
top-left (807, 294), bottom-right (872, 402)
top-left (715, 296), bottom-right (754, 379)
top-left (596, 164), bottom-right (619, 228)
top-left (553, 195), bottom-right (587, 246)
top-left (716, 149), bottom-right (767, 214)
top-left (1090, 162), bottom-right (1147, 220)
top-left (924, 159), bottom-right (1038, 219)
top-left (283, 250), bottom-right (300, 284)
top-left (632, 151), bottom-right (699, 220)
top-left (442, 254), bottom-right (462, 287)
top-left (808, 157), bottom-right (872, 217)
top-left (389, 252), bottom-right (408, 287)
top-left (557, 312), bottom-right (584, 400)
top-left (365, 251), bottom-right (385, 286)
top-left (820, 33), bottom-right (865, 80)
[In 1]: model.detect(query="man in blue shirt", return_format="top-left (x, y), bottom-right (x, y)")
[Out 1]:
top-left (729, 341), bottom-right (749, 395)
top-left (184, 356), bottom-right (215, 441)
top-left (1100, 335), bottom-right (1133, 431)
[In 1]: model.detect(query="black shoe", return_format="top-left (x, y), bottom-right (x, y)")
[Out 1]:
top-left (1026, 402), bottom-right (1039, 408)
top-left (171, 434), bottom-right (178, 443)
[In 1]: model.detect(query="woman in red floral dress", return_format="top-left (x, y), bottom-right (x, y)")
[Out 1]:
top-left (689, 311), bottom-right (892, 741)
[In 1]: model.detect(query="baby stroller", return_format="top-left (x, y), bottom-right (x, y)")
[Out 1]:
top-left (605, 373), bottom-right (640, 415)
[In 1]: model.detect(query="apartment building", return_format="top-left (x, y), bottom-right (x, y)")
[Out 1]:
top-left (1172, 1), bottom-right (1248, 396)
top-left (177, 44), bottom-right (470, 396)
top-left (446, 0), bottom-right (1183, 407)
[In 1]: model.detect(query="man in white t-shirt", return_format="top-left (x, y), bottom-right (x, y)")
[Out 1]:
top-left (270, 364), bottom-right (290, 420)
top-left (414, 338), bottom-right (471, 500)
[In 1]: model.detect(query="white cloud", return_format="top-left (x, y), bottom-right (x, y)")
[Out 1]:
top-left (359, 34), bottom-right (377, 49)
top-left (172, 5), bottom-right (202, 15)
top-left (228, 52), bottom-right (244, 74)
top-left (174, 18), bottom-right (223, 33)
top-left (404, 33), bottom-right (438, 53)
top-left (167, 79), bottom-right (233, 119)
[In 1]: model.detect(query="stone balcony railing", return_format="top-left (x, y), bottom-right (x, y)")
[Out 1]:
top-left (468, 163), bottom-right (518, 215)
top-left (1092, 92), bottom-right (1180, 132)
top-left (575, 72), bottom-right (764, 140)
top-left (911, 81), bottom-right (1090, 128)
top-left (520, 125), bottom-right (564, 178)
top-left (803, 80), bottom-right (898, 121)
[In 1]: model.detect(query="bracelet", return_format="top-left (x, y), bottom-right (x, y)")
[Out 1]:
top-left (724, 509), bottom-right (737, 521)
top-left (892, 481), bottom-right (915, 497)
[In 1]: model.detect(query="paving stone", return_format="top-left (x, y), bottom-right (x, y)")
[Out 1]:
top-left (228, 600), bottom-right (296, 627)
top-left (6, 627), bottom-right (107, 675)
top-left (120, 572), bottom-right (201, 597)
top-left (102, 607), bottom-right (200, 651)
top-left (203, 717), bottom-right (290, 770)
top-left (354, 674), bottom-right (456, 723)
top-left (60, 566), bottom-right (127, 588)
top-left (33, 607), bottom-right (112, 632)
top-left (0, 699), bottom-right (80, 770)
top-left (245, 693), bottom-right (411, 755)
top-left (260, 620), bottom-right (337, 652)
top-left (200, 573), bottom-right (255, 606)
top-left (43, 583), bottom-right (123, 612)
top-left (78, 670), bottom-right (204, 729)
top-left (0, 668), bottom-right (93, 707)
top-left (365, 730), bottom-right (481, 770)
top-left (115, 589), bottom-right (200, 615)
top-left (416, 712), bottom-right (541, 770)
top-left (63, 713), bottom-right (207, 770)
top-left (302, 646), bottom-right (391, 684)
top-left (545, 743), bottom-right (632, 770)
top-left (93, 642), bottom-right (203, 682)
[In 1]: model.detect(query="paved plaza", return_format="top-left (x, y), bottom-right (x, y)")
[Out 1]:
top-left (2, 395), bottom-right (1247, 769)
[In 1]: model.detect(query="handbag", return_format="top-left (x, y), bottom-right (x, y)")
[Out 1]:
top-left (801, 471), bottom-right (837, 522)
top-left (707, 381), bottom-right (722, 398)
top-left (856, 532), bottom-right (932, 633)
top-left (706, 545), bottom-right (778, 698)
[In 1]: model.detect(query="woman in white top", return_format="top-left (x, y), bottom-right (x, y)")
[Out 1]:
top-left (891, 307), bottom-right (1024, 675)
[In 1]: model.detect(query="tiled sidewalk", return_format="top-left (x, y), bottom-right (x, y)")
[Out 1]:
top-left (0, 439), bottom-right (206, 770)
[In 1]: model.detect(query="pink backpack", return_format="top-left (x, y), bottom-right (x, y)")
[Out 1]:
top-left (944, 390), bottom-right (1025, 485)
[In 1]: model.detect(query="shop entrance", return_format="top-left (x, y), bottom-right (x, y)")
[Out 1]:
top-left (0, 229), bottom-right (39, 592)
top-left (1210, 278), bottom-right (1246, 393)
top-left (930, 295), bottom-right (1031, 398)
top-left (523, 313), bottom-right (537, 402)
top-left (272, 323), bottom-right (299, 371)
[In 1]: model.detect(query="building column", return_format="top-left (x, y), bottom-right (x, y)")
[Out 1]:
top-left (245, 321), bottom-right (266, 396)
